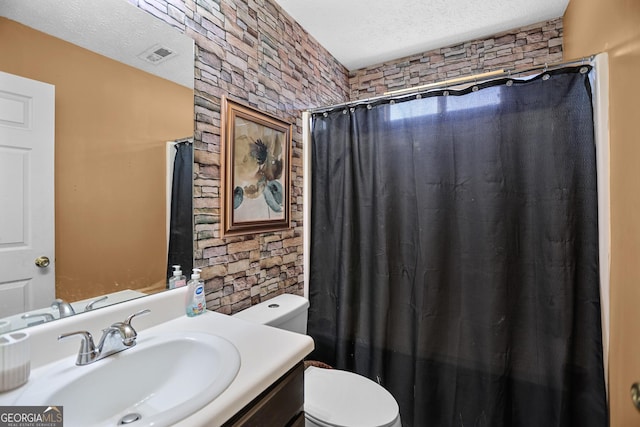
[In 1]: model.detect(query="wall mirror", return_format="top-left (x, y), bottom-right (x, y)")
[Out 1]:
top-left (0, 0), bottom-right (195, 333)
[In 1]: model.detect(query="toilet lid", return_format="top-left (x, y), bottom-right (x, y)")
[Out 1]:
top-left (304, 366), bottom-right (399, 427)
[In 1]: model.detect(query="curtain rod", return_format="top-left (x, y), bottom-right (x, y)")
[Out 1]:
top-left (307, 55), bottom-right (595, 114)
top-left (383, 69), bottom-right (506, 96)
top-left (172, 137), bottom-right (193, 144)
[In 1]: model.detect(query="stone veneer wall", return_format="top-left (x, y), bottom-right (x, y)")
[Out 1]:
top-left (129, 0), bottom-right (564, 315)
top-left (129, 0), bottom-right (350, 313)
top-left (349, 19), bottom-right (563, 98)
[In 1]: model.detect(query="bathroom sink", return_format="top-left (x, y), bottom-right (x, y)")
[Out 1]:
top-left (14, 331), bottom-right (240, 427)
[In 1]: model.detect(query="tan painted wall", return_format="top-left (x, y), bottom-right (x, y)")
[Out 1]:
top-left (0, 19), bottom-right (193, 302)
top-left (563, 1), bottom-right (640, 424)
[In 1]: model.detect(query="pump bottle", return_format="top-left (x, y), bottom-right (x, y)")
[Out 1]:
top-left (168, 265), bottom-right (187, 289)
top-left (186, 268), bottom-right (205, 317)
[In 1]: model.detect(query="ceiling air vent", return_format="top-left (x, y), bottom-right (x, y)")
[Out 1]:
top-left (138, 44), bottom-right (176, 65)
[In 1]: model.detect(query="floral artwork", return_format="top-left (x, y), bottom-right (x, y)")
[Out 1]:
top-left (232, 118), bottom-right (285, 218)
top-left (221, 97), bottom-right (291, 236)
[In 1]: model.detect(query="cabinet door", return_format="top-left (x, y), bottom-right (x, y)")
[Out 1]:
top-left (224, 362), bottom-right (304, 427)
top-left (289, 412), bottom-right (305, 427)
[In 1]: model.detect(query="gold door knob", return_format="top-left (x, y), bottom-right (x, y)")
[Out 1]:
top-left (35, 256), bottom-right (50, 268)
top-left (632, 383), bottom-right (640, 410)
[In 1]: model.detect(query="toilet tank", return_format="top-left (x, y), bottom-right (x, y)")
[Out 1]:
top-left (233, 294), bottom-right (309, 334)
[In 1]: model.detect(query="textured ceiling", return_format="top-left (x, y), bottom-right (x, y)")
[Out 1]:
top-left (1, 0), bottom-right (194, 88)
top-left (273, 0), bottom-right (570, 70)
top-left (2, 0), bottom-right (570, 82)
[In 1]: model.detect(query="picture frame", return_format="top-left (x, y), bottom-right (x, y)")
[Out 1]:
top-left (221, 96), bottom-right (292, 236)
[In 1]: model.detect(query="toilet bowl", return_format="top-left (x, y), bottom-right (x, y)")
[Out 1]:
top-left (305, 366), bottom-right (401, 427)
top-left (233, 294), bottom-right (402, 427)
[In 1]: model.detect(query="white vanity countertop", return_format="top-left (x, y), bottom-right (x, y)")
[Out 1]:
top-left (155, 311), bottom-right (314, 426)
top-left (0, 288), bottom-right (314, 426)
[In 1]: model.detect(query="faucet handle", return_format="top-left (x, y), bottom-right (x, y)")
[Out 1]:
top-left (124, 309), bottom-right (151, 326)
top-left (107, 309), bottom-right (151, 346)
top-left (84, 296), bottom-right (108, 311)
top-left (58, 331), bottom-right (97, 365)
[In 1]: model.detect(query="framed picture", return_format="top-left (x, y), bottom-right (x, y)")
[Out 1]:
top-left (221, 97), bottom-right (292, 236)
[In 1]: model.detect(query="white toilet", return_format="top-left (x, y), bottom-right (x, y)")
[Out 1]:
top-left (233, 294), bottom-right (402, 427)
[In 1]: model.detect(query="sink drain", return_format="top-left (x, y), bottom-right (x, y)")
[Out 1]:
top-left (118, 413), bottom-right (142, 425)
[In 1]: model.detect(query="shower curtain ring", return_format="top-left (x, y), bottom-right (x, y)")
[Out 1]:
top-left (506, 70), bottom-right (513, 87)
top-left (472, 77), bottom-right (479, 92)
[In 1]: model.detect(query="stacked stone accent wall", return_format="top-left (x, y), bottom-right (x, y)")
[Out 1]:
top-left (130, 0), bottom-right (564, 315)
top-left (130, 0), bottom-right (350, 314)
top-left (349, 19), bottom-right (563, 99)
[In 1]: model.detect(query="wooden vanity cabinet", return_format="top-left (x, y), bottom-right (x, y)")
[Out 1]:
top-left (223, 362), bottom-right (305, 427)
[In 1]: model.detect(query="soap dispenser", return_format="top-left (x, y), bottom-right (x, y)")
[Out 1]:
top-left (168, 265), bottom-right (187, 289)
top-left (186, 268), bottom-right (205, 317)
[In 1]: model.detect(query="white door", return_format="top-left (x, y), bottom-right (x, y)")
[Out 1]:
top-left (0, 71), bottom-right (55, 317)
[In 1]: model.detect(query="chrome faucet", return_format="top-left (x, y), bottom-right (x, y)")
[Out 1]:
top-left (58, 309), bottom-right (151, 366)
top-left (21, 312), bottom-right (55, 322)
top-left (51, 298), bottom-right (76, 318)
top-left (21, 312), bottom-right (55, 326)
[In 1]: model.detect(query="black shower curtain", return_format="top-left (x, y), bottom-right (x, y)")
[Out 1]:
top-left (308, 68), bottom-right (607, 427)
top-left (167, 141), bottom-right (193, 280)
